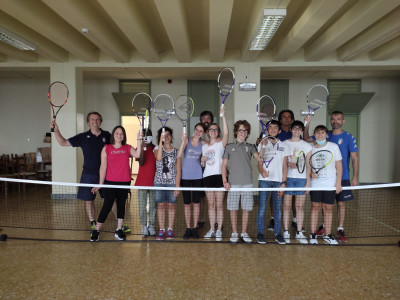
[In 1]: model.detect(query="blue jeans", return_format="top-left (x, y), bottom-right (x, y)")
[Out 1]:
top-left (257, 180), bottom-right (282, 236)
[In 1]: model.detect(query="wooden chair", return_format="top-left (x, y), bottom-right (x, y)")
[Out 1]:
top-left (0, 154), bottom-right (21, 195)
top-left (18, 152), bottom-right (38, 192)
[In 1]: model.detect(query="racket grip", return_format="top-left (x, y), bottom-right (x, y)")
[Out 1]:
top-left (220, 103), bottom-right (224, 117)
top-left (162, 127), bottom-right (165, 142)
top-left (183, 126), bottom-right (187, 135)
top-left (304, 120), bottom-right (308, 127)
top-left (50, 127), bottom-right (54, 132)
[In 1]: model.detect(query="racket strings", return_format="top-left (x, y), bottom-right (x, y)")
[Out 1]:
top-left (49, 84), bottom-right (68, 106)
top-left (154, 96), bottom-right (174, 120)
top-left (132, 94), bottom-right (151, 113)
top-left (175, 97), bottom-right (193, 121)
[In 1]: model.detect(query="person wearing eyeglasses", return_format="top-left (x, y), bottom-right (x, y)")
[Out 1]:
top-left (222, 120), bottom-right (262, 244)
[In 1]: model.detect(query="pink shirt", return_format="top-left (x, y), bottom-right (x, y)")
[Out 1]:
top-left (105, 144), bottom-right (132, 182)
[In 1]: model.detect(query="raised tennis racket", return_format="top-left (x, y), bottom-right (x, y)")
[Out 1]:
top-left (48, 81), bottom-right (69, 132)
top-left (175, 95), bottom-right (194, 135)
top-left (132, 92), bottom-right (152, 150)
top-left (256, 95), bottom-right (276, 139)
top-left (217, 68), bottom-right (235, 117)
top-left (304, 84), bottom-right (329, 126)
top-left (296, 151), bottom-right (306, 174)
top-left (309, 150), bottom-right (333, 175)
top-left (153, 94), bottom-right (175, 142)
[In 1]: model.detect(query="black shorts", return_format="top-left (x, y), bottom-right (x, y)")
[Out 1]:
top-left (203, 175), bottom-right (223, 188)
top-left (180, 179), bottom-right (203, 205)
top-left (310, 190), bottom-right (336, 205)
top-left (335, 180), bottom-right (354, 202)
top-left (77, 173), bottom-right (105, 201)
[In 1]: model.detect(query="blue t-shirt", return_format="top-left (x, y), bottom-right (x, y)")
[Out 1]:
top-left (278, 129), bottom-right (292, 141)
top-left (68, 129), bottom-right (111, 175)
top-left (312, 130), bottom-right (358, 180)
top-left (182, 140), bottom-right (203, 180)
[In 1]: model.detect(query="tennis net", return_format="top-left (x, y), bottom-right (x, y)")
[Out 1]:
top-left (0, 177), bottom-right (399, 245)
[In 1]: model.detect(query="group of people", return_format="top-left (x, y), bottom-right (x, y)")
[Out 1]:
top-left (52, 105), bottom-right (358, 245)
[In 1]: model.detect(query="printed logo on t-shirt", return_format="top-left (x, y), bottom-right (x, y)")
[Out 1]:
top-left (338, 138), bottom-right (343, 145)
top-left (245, 146), bottom-right (248, 152)
top-left (205, 149), bottom-right (215, 166)
top-left (102, 137), bottom-right (106, 143)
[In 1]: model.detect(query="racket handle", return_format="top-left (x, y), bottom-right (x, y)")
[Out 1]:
top-left (162, 127), bottom-right (165, 142)
top-left (144, 146), bottom-right (147, 151)
top-left (220, 103), bottom-right (224, 117)
top-left (140, 125), bottom-right (143, 132)
top-left (183, 126), bottom-right (187, 135)
top-left (50, 127), bottom-right (54, 132)
top-left (304, 120), bottom-right (308, 127)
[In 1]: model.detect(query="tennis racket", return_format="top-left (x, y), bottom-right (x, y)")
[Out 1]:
top-left (309, 150), bottom-right (333, 175)
top-left (153, 94), bottom-right (175, 142)
top-left (296, 151), bottom-right (306, 174)
top-left (132, 92), bottom-right (152, 150)
top-left (304, 84), bottom-right (329, 126)
top-left (256, 95), bottom-right (276, 139)
top-left (48, 81), bottom-right (69, 132)
top-left (217, 68), bottom-right (235, 117)
top-left (175, 95), bottom-right (194, 135)
top-left (261, 137), bottom-right (279, 169)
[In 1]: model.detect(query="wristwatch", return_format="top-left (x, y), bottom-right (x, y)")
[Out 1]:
top-left (281, 181), bottom-right (287, 185)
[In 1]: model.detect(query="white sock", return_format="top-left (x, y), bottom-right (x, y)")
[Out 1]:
top-left (293, 217), bottom-right (297, 223)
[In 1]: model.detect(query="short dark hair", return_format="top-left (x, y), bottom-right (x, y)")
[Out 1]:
top-left (278, 110), bottom-right (294, 122)
top-left (110, 126), bottom-right (127, 145)
top-left (331, 111), bottom-right (344, 118)
top-left (87, 112), bottom-right (103, 123)
top-left (233, 120), bottom-right (251, 139)
top-left (157, 126), bottom-right (173, 144)
top-left (314, 125), bottom-right (328, 134)
top-left (268, 119), bottom-right (280, 128)
top-left (291, 120), bottom-right (305, 131)
top-left (200, 111), bottom-right (214, 123)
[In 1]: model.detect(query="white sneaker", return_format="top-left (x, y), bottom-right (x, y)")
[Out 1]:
top-left (204, 228), bottom-right (216, 239)
top-left (240, 232), bottom-right (252, 244)
top-left (296, 232), bottom-right (308, 244)
top-left (283, 231), bottom-right (290, 244)
top-left (230, 232), bottom-right (239, 243)
top-left (323, 234), bottom-right (338, 245)
top-left (310, 234), bottom-right (318, 245)
top-left (216, 230), bottom-right (223, 242)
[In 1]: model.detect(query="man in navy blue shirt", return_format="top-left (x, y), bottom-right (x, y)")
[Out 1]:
top-left (304, 111), bottom-right (359, 242)
top-left (52, 112), bottom-right (116, 233)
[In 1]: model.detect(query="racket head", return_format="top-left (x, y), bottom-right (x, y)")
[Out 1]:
top-left (48, 81), bottom-right (69, 107)
top-left (217, 67), bottom-right (235, 98)
top-left (296, 151), bottom-right (306, 174)
top-left (257, 95), bottom-right (276, 127)
top-left (152, 94), bottom-right (175, 121)
top-left (306, 84), bottom-right (329, 111)
top-left (174, 95), bottom-right (194, 123)
top-left (132, 92), bottom-right (152, 118)
top-left (309, 149), bottom-right (333, 174)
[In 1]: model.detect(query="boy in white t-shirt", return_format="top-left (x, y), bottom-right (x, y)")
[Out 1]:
top-left (256, 120), bottom-right (289, 245)
top-left (281, 121), bottom-right (312, 244)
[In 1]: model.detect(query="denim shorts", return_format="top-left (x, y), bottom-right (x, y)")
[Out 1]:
top-left (154, 184), bottom-right (177, 204)
top-left (285, 177), bottom-right (307, 196)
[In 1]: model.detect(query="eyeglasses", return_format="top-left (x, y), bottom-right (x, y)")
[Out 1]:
top-left (208, 128), bottom-right (218, 132)
top-left (237, 129), bottom-right (248, 133)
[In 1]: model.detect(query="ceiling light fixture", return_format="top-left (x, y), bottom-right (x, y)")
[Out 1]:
top-left (249, 9), bottom-right (286, 51)
top-left (0, 26), bottom-right (37, 51)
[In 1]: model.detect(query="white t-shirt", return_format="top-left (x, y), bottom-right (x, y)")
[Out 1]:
top-left (258, 140), bottom-right (289, 182)
top-left (202, 141), bottom-right (225, 177)
top-left (310, 142), bottom-right (342, 187)
top-left (283, 140), bottom-right (313, 179)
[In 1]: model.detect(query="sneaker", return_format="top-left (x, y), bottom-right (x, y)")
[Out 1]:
top-left (197, 221), bottom-right (205, 228)
top-left (310, 233), bottom-right (318, 245)
top-left (204, 228), bottom-right (216, 239)
top-left (90, 229), bottom-right (99, 242)
top-left (267, 219), bottom-right (274, 231)
top-left (257, 233), bottom-right (266, 244)
top-left (230, 232), bottom-right (239, 243)
top-left (121, 224), bottom-right (131, 234)
top-left (283, 231), bottom-right (291, 244)
top-left (183, 228), bottom-right (192, 239)
top-left (296, 232), bottom-right (308, 244)
top-left (316, 225), bottom-right (325, 237)
top-left (337, 229), bottom-right (348, 243)
top-left (90, 220), bottom-right (96, 233)
top-left (215, 223), bottom-right (224, 231)
top-left (166, 229), bottom-right (174, 240)
top-left (156, 229), bottom-right (165, 240)
top-left (192, 227), bottom-right (200, 239)
top-left (324, 234), bottom-right (338, 245)
top-left (215, 230), bottom-right (223, 242)
top-left (291, 221), bottom-right (306, 232)
top-left (275, 233), bottom-right (286, 245)
top-left (240, 232), bottom-right (252, 244)
top-left (148, 225), bottom-right (156, 236)
top-left (115, 229), bottom-right (126, 241)
top-left (141, 225), bottom-right (149, 237)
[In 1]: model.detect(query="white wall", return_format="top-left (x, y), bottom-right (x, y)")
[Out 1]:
top-left (0, 78), bottom-right (50, 154)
